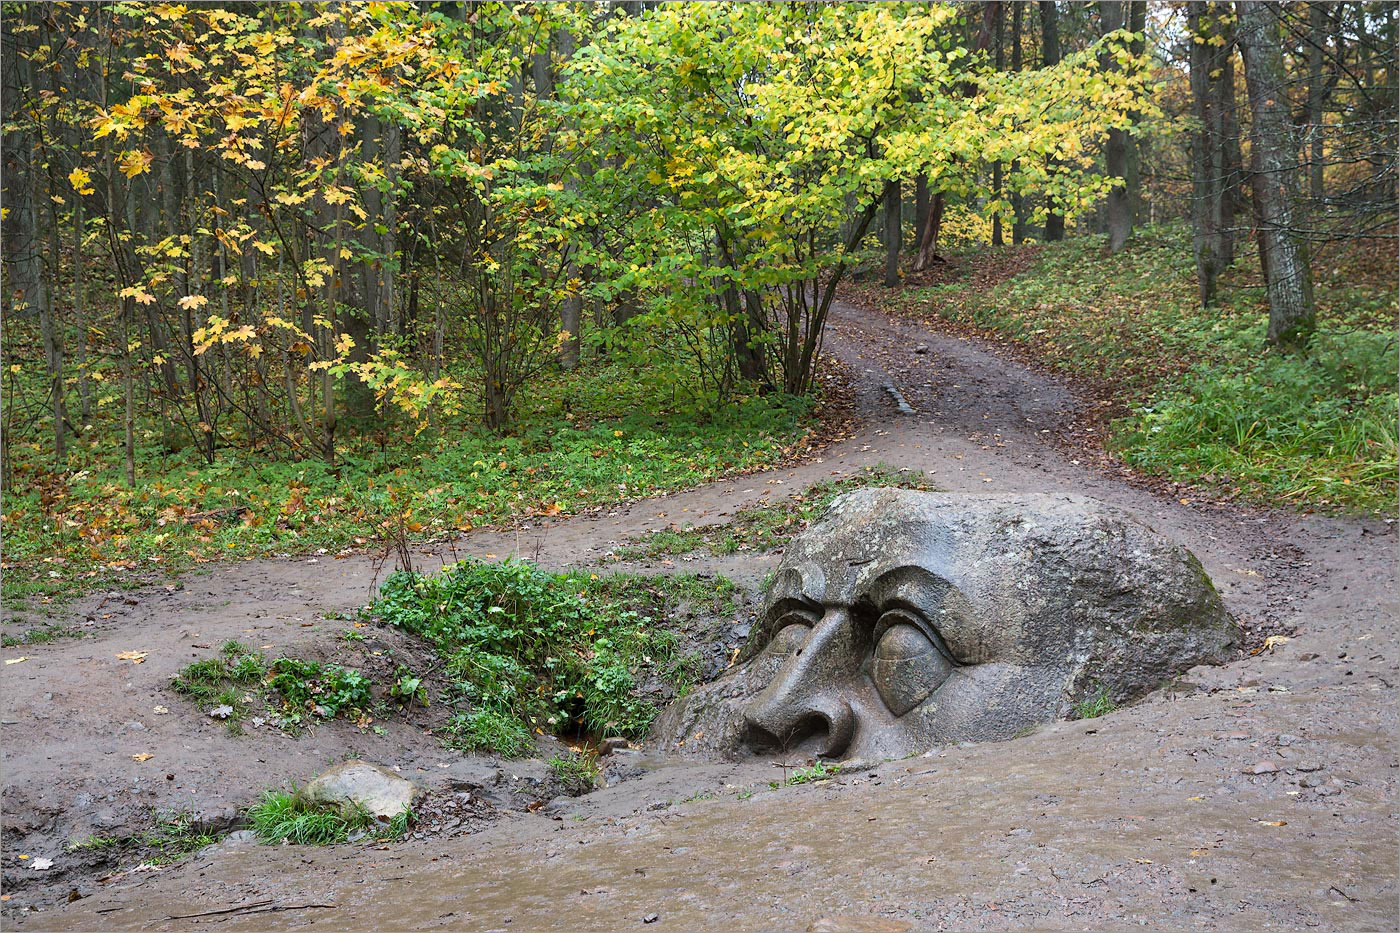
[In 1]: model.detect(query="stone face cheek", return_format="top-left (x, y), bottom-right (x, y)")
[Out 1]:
top-left (650, 490), bottom-right (1241, 760)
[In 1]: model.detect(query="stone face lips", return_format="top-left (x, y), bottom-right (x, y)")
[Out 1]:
top-left (651, 490), bottom-right (1241, 761)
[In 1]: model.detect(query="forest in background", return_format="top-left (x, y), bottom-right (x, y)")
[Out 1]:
top-left (1, 1), bottom-right (1395, 606)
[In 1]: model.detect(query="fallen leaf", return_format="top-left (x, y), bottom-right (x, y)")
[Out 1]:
top-left (1132, 857), bottom-right (1152, 865)
top-left (4, 657), bottom-right (30, 665)
top-left (132, 753), bottom-right (154, 762)
top-left (116, 651), bottom-right (147, 664)
top-left (1187, 795), bottom-right (1205, 802)
top-left (1189, 849), bottom-right (1209, 856)
top-left (209, 705), bottom-right (234, 719)
top-left (1256, 820), bottom-right (1287, 827)
top-left (31, 857), bottom-right (53, 871)
top-left (152, 706), bottom-right (169, 715)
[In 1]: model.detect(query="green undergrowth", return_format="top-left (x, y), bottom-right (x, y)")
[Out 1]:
top-left (67, 812), bottom-right (225, 868)
top-left (170, 640), bottom-right (373, 734)
top-left (247, 788), bottom-right (410, 846)
top-left (2, 352), bottom-right (817, 606)
top-left (614, 464), bottom-right (937, 561)
top-left (373, 559), bottom-right (736, 757)
top-left (876, 224), bottom-right (1396, 513)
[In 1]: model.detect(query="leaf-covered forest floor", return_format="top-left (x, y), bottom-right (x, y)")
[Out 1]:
top-left (844, 223), bottom-right (1398, 515)
top-left (4, 280), bottom-right (1395, 930)
top-left (1, 350), bottom-right (856, 613)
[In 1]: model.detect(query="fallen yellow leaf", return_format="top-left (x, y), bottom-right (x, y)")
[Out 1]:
top-left (1132, 858), bottom-right (1153, 865)
top-left (116, 651), bottom-right (147, 663)
top-left (1256, 820), bottom-right (1287, 827)
top-left (4, 657), bottom-right (30, 665)
top-left (132, 753), bottom-right (154, 762)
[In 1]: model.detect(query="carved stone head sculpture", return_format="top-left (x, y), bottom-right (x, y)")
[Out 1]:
top-left (651, 490), bottom-right (1241, 761)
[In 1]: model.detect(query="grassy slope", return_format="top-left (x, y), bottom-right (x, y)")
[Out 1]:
top-left (858, 223), bottom-right (1397, 514)
top-left (1, 353), bottom-right (818, 606)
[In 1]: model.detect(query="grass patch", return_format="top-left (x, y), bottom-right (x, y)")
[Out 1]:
top-left (862, 224), bottom-right (1396, 513)
top-left (170, 640), bottom-right (373, 734)
top-left (139, 813), bottom-right (223, 866)
top-left (247, 790), bottom-right (376, 846)
top-left (1072, 686), bottom-right (1118, 720)
top-left (374, 559), bottom-right (733, 757)
top-left (615, 464), bottom-right (936, 560)
top-left (548, 752), bottom-right (601, 796)
top-left (1, 624), bottom-right (86, 647)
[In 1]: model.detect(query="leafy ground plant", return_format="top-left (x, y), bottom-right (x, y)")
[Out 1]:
top-left (614, 465), bottom-right (936, 560)
top-left (170, 642), bottom-right (374, 733)
top-left (771, 761), bottom-right (843, 789)
top-left (374, 560), bottom-right (732, 757)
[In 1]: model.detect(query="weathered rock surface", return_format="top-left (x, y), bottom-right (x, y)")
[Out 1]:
top-left (303, 760), bottom-right (422, 820)
top-left (652, 490), bottom-right (1241, 760)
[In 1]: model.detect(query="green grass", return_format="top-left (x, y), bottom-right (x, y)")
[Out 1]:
top-left (1, 351), bottom-right (818, 606)
top-left (374, 559), bottom-right (733, 757)
top-left (866, 224), bottom-right (1397, 513)
top-left (139, 813), bottom-right (223, 866)
top-left (548, 752), bottom-right (601, 796)
top-left (1072, 686), bottom-right (1118, 720)
top-left (1, 624), bottom-right (86, 647)
top-left (614, 465), bottom-right (937, 560)
top-left (247, 790), bottom-right (378, 846)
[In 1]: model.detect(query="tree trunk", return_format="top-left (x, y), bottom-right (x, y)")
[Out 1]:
top-left (1306, 1), bottom-right (1326, 202)
top-left (914, 193), bottom-right (945, 270)
top-left (1100, 1), bottom-right (1132, 253)
top-left (883, 179), bottom-right (901, 286)
top-left (1010, 0), bottom-right (1027, 244)
top-left (1237, 0), bottom-right (1316, 349)
top-left (915, 174), bottom-right (929, 246)
top-left (1188, 1), bottom-right (1237, 306)
top-left (991, 2), bottom-right (1005, 246)
top-left (1040, 1), bottom-right (1065, 241)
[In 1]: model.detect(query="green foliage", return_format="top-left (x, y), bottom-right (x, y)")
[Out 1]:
top-left (374, 559), bottom-right (730, 756)
top-left (616, 465), bottom-right (936, 559)
top-left (268, 657), bottom-right (373, 721)
top-left (1117, 330), bottom-right (1397, 510)
top-left (444, 707), bottom-right (536, 759)
top-left (388, 665), bottom-right (430, 708)
top-left (1073, 686), bottom-right (1118, 721)
top-left (170, 643), bottom-right (375, 732)
top-left (247, 790), bottom-right (377, 847)
top-left (770, 761), bottom-right (843, 789)
top-left (548, 752), bottom-right (600, 796)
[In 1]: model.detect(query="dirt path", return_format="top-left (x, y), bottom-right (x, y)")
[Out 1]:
top-left (5, 300), bottom-right (1395, 931)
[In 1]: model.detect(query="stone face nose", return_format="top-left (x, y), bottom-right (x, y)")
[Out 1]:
top-left (741, 609), bottom-right (860, 759)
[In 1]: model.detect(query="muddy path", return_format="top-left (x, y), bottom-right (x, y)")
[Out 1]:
top-left (4, 300), bottom-right (1396, 931)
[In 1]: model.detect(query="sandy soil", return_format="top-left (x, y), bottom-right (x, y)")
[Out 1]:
top-left (3, 298), bottom-right (1395, 931)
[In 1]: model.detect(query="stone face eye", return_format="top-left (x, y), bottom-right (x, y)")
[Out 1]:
top-left (871, 620), bottom-right (953, 717)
